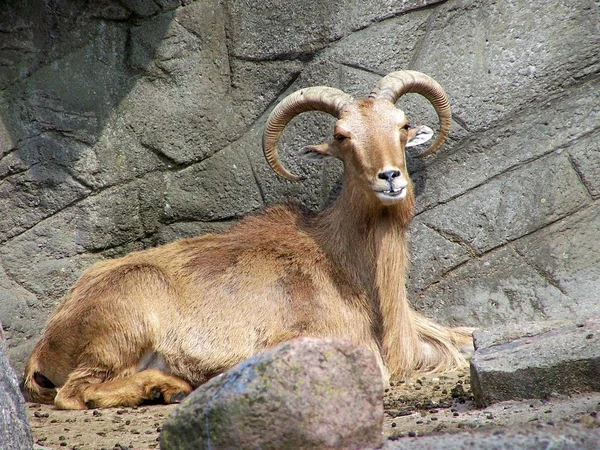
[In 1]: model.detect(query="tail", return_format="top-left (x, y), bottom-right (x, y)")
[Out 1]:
top-left (22, 353), bottom-right (57, 404)
top-left (412, 311), bottom-right (476, 374)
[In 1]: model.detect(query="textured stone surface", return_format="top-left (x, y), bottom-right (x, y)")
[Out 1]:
top-left (418, 153), bottom-right (591, 255)
top-left (413, 0), bottom-right (600, 131)
top-left (384, 423), bottom-right (600, 450)
top-left (412, 75), bottom-right (600, 213)
top-left (470, 319), bottom-right (600, 407)
top-left (568, 132), bottom-right (600, 199)
top-left (164, 143), bottom-right (263, 222)
top-left (513, 203), bottom-right (600, 310)
top-left (227, 0), bottom-right (444, 60)
top-left (160, 338), bottom-right (383, 450)
top-left (414, 244), bottom-right (577, 328)
top-left (407, 218), bottom-right (470, 297)
top-left (0, 323), bottom-right (33, 450)
top-left (0, 0), bottom-right (599, 376)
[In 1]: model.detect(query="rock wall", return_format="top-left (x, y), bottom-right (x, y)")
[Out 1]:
top-left (0, 0), bottom-right (599, 373)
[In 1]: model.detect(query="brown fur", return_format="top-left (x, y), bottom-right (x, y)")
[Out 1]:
top-left (23, 98), bottom-right (473, 409)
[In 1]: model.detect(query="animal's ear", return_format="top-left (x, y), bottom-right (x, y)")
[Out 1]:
top-left (406, 125), bottom-right (434, 148)
top-left (300, 143), bottom-right (336, 161)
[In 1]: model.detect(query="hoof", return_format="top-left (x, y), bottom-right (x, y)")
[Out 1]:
top-left (167, 392), bottom-right (188, 403)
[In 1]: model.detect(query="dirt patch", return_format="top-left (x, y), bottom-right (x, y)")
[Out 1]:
top-left (29, 368), bottom-right (600, 449)
top-left (29, 403), bottom-right (176, 450)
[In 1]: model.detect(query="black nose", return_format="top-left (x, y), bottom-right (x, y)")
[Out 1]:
top-left (377, 170), bottom-right (401, 183)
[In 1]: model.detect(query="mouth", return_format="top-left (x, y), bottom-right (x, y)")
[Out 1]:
top-left (375, 187), bottom-right (407, 203)
top-left (382, 187), bottom-right (405, 197)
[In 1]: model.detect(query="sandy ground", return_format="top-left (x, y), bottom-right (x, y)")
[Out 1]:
top-left (28, 369), bottom-right (600, 449)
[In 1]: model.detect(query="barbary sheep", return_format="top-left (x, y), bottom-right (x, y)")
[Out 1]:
top-left (23, 70), bottom-right (473, 409)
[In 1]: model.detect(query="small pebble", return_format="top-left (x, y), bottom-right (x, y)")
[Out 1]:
top-left (408, 431), bottom-right (416, 437)
top-left (93, 410), bottom-right (102, 417)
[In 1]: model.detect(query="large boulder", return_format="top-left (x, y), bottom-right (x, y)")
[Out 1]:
top-left (160, 338), bottom-right (383, 450)
top-left (0, 323), bottom-right (33, 450)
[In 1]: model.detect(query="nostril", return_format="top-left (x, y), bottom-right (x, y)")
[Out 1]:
top-left (378, 170), bottom-right (401, 182)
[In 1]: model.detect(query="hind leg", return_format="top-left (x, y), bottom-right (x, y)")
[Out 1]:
top-left (54, 368), bottom-right (193, 410)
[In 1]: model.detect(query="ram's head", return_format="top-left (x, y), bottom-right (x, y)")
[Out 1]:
top-left (263, 70), bottom-right (451, 205)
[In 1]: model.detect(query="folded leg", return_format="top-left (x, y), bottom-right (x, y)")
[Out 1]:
top-left (54, 368), bottom-right (193, 410)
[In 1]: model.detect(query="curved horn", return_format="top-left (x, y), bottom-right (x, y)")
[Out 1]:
top-left (369, 70), bottom-right (451, 157)
top-left (263, 87), bottom-right (353, 181)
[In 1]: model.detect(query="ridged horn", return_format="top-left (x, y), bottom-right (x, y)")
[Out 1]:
top-left (369, 70), bottom-right (451, 157)
top-left (263, 87), bottom-right (354, 181)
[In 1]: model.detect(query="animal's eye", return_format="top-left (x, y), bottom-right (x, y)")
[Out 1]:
top-left (402, 123), bottom-right (412, 130)
top-left (334, 134), bottom-right (347, 142)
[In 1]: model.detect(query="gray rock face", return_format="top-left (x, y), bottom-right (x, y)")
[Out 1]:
top-left (416, 202), bottom-right (600, 328)
top-left (160, 338), bottom-right (383, 450)
top-left (470, 319), bottom-right (600, 407)
top-left (0, 324), bottom-right (33, 450)
top-left (1, 0), bottom-right (599, 377)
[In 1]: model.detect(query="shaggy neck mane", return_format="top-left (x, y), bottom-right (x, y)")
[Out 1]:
top-left (311, 176), bottom-right (419, 378)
